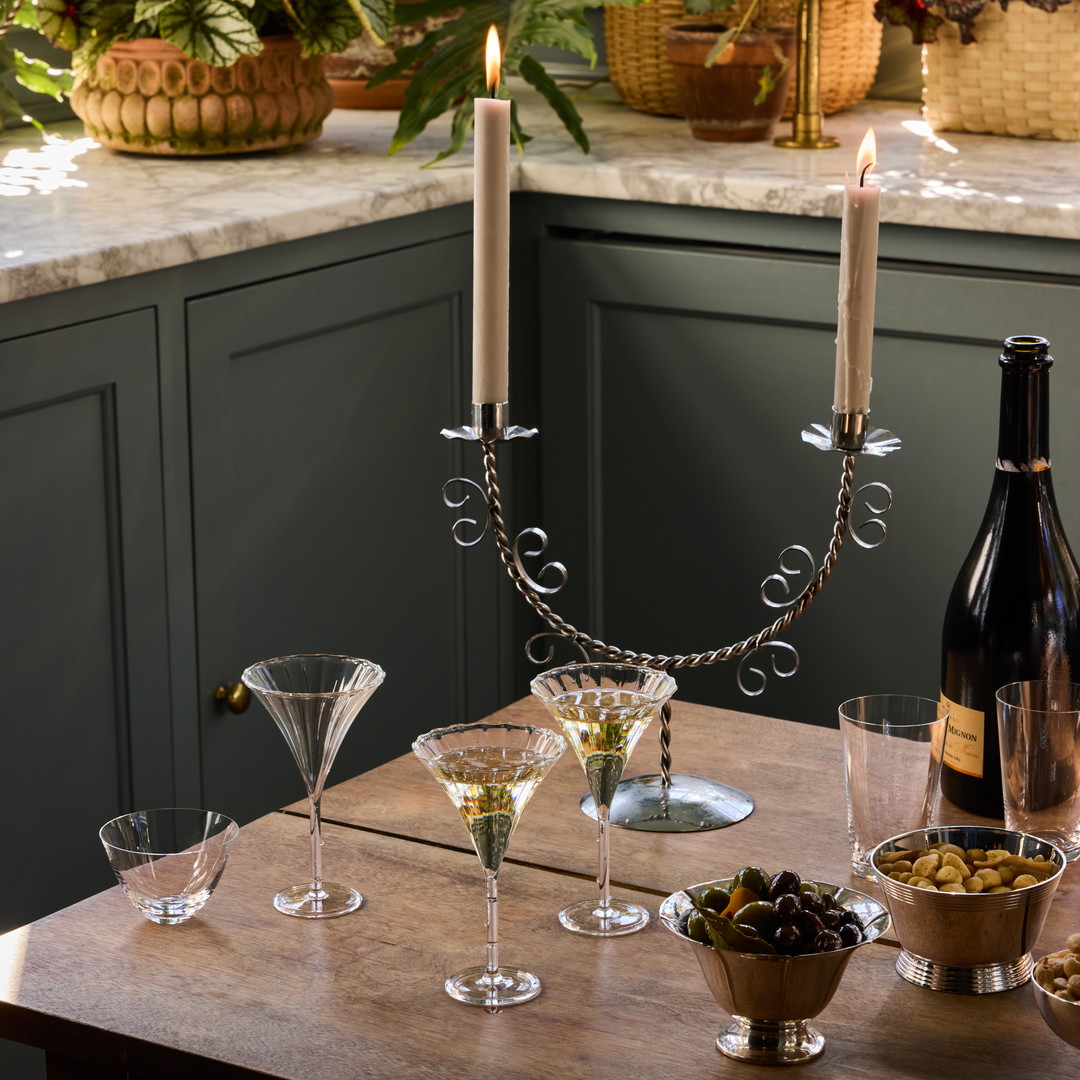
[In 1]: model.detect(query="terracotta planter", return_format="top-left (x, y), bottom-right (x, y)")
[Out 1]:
top-left (70, 36), bottom-right (334, 155)
top-left (662, 23), bottom-right (797, 141)
top-left (325, 3), bottom-right (458, 110)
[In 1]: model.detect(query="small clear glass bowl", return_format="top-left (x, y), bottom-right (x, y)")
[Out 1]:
top-left (100, 808), bottom-right (239, 925)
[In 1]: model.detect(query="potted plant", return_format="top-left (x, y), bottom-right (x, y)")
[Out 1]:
top-left (661, 0), bottom-right (796, 141)
top-left (368, 0), bottom-right (640, 163)
top-left (875, 0), bottom-right (1080, 140)
top-left (0, 0), bottom-right (72, 133)
top-left (30, 0), bottom-right (397, 153)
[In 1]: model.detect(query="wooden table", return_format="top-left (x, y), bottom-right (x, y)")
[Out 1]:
top-left (2, 698), bottom-right (1077, 1078)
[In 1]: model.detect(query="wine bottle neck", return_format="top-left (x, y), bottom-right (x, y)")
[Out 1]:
top-left (996, 339), bottom-right (1052, 472)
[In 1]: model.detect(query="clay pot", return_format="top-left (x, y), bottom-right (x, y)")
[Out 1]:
top-left (325, 3), bottom-right (458, 110)
top-left (662, 22), bottom-right (797, 142)
top-left (70, 36), bottom-right (334, 154)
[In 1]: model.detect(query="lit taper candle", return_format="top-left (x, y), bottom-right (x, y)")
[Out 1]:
top-left (833, 129), bottom-right (880, 416)
top-left (472, 26), bottom-right (511, 406)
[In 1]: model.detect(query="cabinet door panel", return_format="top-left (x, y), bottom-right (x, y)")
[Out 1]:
top-left (189, 234), bottom-right (497, 824)
top-left (0, 310), bottom-right (171, 930)
top-left (539, 236), bottom-right (1080, 733)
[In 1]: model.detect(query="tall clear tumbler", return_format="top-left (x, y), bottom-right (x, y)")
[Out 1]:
top-left (839, 694), bottom-right (949, 878)
top-left (996, 680), bottom-right (1080, 861)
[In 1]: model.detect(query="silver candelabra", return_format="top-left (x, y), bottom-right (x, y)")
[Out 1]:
top-left (443, 401), bottom-right (900, 833)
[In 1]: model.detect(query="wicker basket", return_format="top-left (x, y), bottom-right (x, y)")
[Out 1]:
top-left (605, 0), bottom-right (883, 118)
top-left (923, 3), bottom-right (1080, 141)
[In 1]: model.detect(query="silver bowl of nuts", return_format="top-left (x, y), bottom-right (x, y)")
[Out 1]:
top-left (869, 826), bottom-right (1065, 995)
top-left (1033, 935), bottom-right (1080, 1050)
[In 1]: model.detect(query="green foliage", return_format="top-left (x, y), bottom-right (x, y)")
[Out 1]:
top-left (33, 0), bottom-right (395, 65)
top-left (372, 0), bottom-right (615, 163)
top-left (0, 0), bottom-right (73, 131)
top-left (158, 0), bottom-right (264, 64)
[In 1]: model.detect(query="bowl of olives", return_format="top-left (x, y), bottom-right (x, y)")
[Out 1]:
top-left (869, 826), bottom-right (1065, 995)
top-left (660, 867), bottom-right (889, 1065)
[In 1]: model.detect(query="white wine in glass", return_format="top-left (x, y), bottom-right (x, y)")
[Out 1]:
top-left (531, 663), bottom-right (677, 935)
top-left (413, 722), bottom-right (566, 1007)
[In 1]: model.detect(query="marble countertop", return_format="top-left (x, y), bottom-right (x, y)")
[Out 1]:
top-left (1, 84), bottom-right (1078, 304)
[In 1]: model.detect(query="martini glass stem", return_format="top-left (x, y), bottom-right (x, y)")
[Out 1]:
top-left (597, 806), bottom-right (612, 924)
top-left (307, 791), bottom-right (328, 902)
top-left (485, 868), bottom-right (500, 980)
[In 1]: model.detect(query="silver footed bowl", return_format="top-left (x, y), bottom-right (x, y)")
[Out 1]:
top-left (1033, 965), bottom-right (1080, 1050)
top-left (870, 825), bottom-right (1065, 995)
top-left (660, 878), bottom-right (889, 1065)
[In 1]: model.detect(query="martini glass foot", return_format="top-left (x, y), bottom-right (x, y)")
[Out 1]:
top-left (273, 882), bottom-right (363, 919)
top-left (559, 898), bottom-right (650, 936)
top-left (445, 966), bottom-right (542, 1007)
top-left (580, 774), bottom-right (754, 832)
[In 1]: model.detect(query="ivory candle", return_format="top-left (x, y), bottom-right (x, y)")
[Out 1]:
top-left (833, 129), bottom-right (880, 416)
top-left (472, 26), bottom-right (511, 406)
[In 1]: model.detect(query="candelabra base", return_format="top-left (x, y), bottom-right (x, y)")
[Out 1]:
top-left (580, 775), bottom-right (754, 833)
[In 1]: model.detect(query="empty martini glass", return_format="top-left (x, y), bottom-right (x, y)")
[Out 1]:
top-left (242, 653), bottom-right (385, 918)
top-left (531, 662), bottom-right (677, 935)
top-left (413, 722), bottom-right (566, 1007)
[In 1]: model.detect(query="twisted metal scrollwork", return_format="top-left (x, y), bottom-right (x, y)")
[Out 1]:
top-left (444, 444), bottom-right (894, 700)
top-left (512, 528), bottom-right (568, 595)
top-left (736, 641), bottom-right (801, 697)
top-left (441, 478), bottom-right (490, 548)
top-left (761, 545), bottom-right (817, 611)
top-left (851, 481), bottom-right (893, 550)
top-left (525, 632), bottom-right (590, 667)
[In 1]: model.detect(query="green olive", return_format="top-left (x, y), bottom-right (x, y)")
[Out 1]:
top-left (697, 885), bottom-right (731, 913)
top-left (686, 910), bottom-right (711, 944)
top-left (733, 900), bottom-right (779, 937)
top-left (732, 866), bottom-right (770, 896)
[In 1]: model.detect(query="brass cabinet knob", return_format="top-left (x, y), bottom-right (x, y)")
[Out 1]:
top-left (214, 682), bottom-right (251, 714)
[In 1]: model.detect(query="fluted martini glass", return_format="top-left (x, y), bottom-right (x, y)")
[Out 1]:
top-left (242, 653), bottom-right (385, 918)
top-left (413, 722), bottom-right (566, 1007)
top-left (531, 662), bottom-right (677, 935)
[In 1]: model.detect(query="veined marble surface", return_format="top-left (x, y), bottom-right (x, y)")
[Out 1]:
top-left (0, 84), bottom-right (1078, 304)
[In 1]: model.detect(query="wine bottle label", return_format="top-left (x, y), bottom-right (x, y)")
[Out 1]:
top-left (938, 694), bottom-right (984, 778)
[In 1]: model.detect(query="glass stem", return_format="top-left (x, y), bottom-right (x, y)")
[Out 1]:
top-left (485, 868), bottom-right (500, 977)
top-left (597, 805), bottom-right (612, 915)
top-left (308, 792), bottom-right (326, 900)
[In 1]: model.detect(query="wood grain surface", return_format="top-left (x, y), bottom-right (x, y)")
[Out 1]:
top-left (1, 699), bottom-right (1077, 1077)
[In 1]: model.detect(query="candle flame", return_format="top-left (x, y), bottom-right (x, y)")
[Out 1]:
top-left (857, 129), bottom-right (876, 186)
top-left (485, 26), bottom-right (501, 94)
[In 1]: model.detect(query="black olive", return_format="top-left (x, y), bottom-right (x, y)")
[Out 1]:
top-left (766, 869), bottom-right (803, 900)
top-left (772, 922), bottom-right (804, 954)
top-left (799, 890), bottom-right (825, 915)
top-left (838, 923), bottom-right (863, 948)
top-left (820, 910), bottom-right (843, 931)
top-left (813, 929), bottom-right (844, 952)
top-left (775, 893), bottom-right (800, 919)
top-left (798, 911), bottom-right (825, 936)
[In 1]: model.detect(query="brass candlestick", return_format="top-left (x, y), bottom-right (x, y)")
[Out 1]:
top-left (774, 0), bottom-right (840, 149)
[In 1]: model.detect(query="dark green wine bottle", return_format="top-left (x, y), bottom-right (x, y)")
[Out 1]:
top-left (940, 336), bottom-right (1080, 817)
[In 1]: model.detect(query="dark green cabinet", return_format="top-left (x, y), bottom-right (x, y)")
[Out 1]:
top-left (0, 310), bottom-right (173, 935)
top-left (0, 310), bottom-right (174, 1077)
top-left (187, 233), bottom-right (501, 824)
top-left (534, 223), bottom-right (1080, 736)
